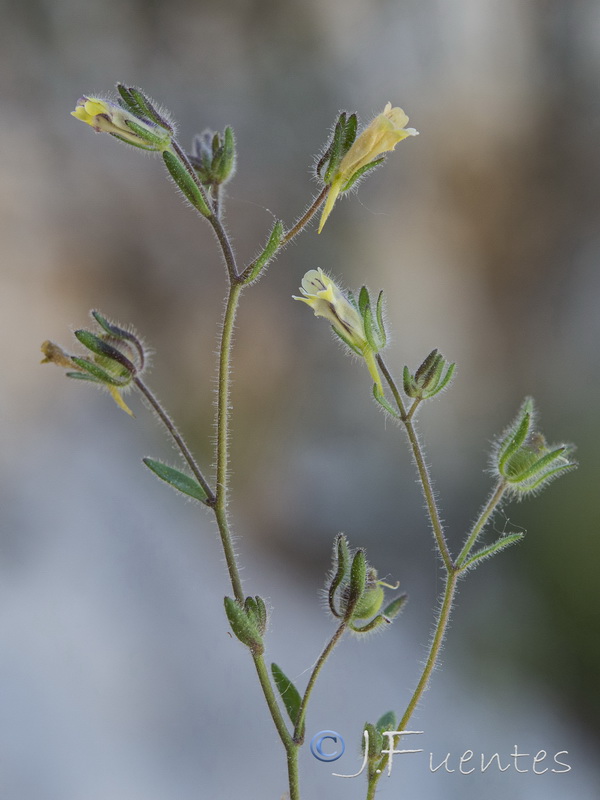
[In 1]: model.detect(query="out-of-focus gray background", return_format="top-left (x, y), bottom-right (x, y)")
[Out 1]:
top-left (1, 1), bottom-right (599, 798)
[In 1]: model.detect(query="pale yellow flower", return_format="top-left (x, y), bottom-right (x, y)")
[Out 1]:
top-left (293, 269), bottom-right (383, 392)
top-left (71, 96), bottom-right (171, 151)
top-left (319, 103), bottom-right (418, 233)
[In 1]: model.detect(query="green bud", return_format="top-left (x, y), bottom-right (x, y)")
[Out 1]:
top-left (404, 349), bottom-right (455, 401)
top-left (190, 126), bottom-right (237, 187)
top-left (363, 722), bottom-right (383, 760)
top-left (224, 597), bottom-right (264, 654)
top-left (244, 595), bottom-right (268, 635)
top-left (494, 398), bottom-right (576, 495)
top-left (351, 570), bottom-right (384, 621)
top-left (72, 93), bottom-right (172, 151)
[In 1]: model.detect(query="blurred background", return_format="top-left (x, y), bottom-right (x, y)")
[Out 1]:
top-left (1, 0), bottom-right (599, 798)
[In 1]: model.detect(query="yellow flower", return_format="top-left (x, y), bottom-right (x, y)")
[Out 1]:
top-left (71, 96), bottom-right (171, 151)
top-left (293, 269), bottom-right (383, 392)
top-left (318, 103), bottom-right (418, 233)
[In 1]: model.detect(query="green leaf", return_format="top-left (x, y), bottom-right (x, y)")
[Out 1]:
top-left (244, 595), bottom-right (268, 635)
top-left (459, 532), bottom-right (525, 571)
top-left (91, 311), bottom-right (145, 366)
top-left (497, 398), bottom-right (535, 472)
top-left (70, 356), bottom-right (129, 386)
top-left (74, 330), bottom-right (135, 373)
top-left (120, 85), bottom-right (173, 132)
top-left (375, 711), bottom-right (397, 733)
top-left (375, 291), bottom-right (386, 348)
top-left (162, 150), bottom-right (211, 217)
top-left (364, 306), bottom-right (385, 352)
top-left (382, 594), bottom-right (408, 620)
top-left (142, 457), bottom-right (209, 504)
top-left (329, 533), bottom-right (350, 617)
top-left (341, 113), bottom-right (358, 153)
top-left (372, 383), bottom-right (399, 418)
top-left (358, 286), bottom-right (370, 316)
top-left (66, 371), bottom-right (100, 383)
top-left (324, 113), bottom-right (347, 184)
top-left (347, 549), bottom-right (367, 613)
top-left (342, 157), bottom-right (385, 192)
top-left (271, 663), bottom-right (303, 727)
top-left (243, 220), bottom-right (284, 283)
top-left (428, 362), bottom-right (455, 397)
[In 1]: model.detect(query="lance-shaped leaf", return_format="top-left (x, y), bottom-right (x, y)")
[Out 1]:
top-left (74, 330), bottom-right (136, 375)
top-left (163, 150), bottom-right (211, 217)
top-left (242, 220), bottom-right (284, 284)
top-left (142, 457), bottom-right (209, 504)
top-left (271, 663), bottom-right (303, 728)
top-left (459, 532), bottom-right (525, 571)
top-left (328, 533), bottom-right (350, 617)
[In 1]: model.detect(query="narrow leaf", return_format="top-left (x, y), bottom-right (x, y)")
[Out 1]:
top-left (372, 384), bottom-right (399, 418)
top-left (329, 533), bottom-right (350, 616)
top-left (375, 290), bottom-right (386, 348)
top-left (460, 533), bottom-right (524, 571)
top-left (142, 457), bottom-right (209, 504)
top-left (162, 150), bottom-right (211, 216)
top-left (243, 220), bottom-right (284, 283)
top-left (342, 157), bottom-right (385, 192)
top-left (271, 663), bottom-right (302, 726)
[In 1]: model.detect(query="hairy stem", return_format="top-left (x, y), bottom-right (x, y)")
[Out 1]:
top-left (281, 186), bottom-right (329, 244)
top-left (133, 377), bottom-right (215, 504)
top-left (456, 479), bottom-right (508, 567)
top-left (367, 569), bottom-right (459, 797)
top-left (214, 279), bottom-right (245, 602)
top-left (377, 355), bottom-right (454, 571)
top-left (294, 621), bottom-right (347, 742)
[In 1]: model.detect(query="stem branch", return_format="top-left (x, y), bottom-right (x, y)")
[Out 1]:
top-left (133, 377), bottom-right (215, 504)
top-left (456, 479), bottom-right (508, 567)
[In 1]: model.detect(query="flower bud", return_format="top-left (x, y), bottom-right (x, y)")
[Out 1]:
top-left (190, 126), bottom-right (237, 187)
top-left (71, 95), bottom-right (172, 151)
top-left (403, 349), bottom-right (455, 401)
top-left (318, 103), bottom-right (418, 233)
top-left (325, 535), bottom-right (405, 634)
top-left (493, 398), bottom-right (576, 495)
top-left (224, 596), bottom-right (264, 654)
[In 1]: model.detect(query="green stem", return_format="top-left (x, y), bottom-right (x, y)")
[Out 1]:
top-left (171, 139), bottom-right (239, 281)
top-left (214, 279), bottom-right (245, 602)
top-left (281, 186), bottom-right (329, 245)
top-left (377, 355), bottom-right (453, 572)
top-left (456, 480), bottom-right (508, 567)
top-left (294, 622), bottom-right (347, 742)
top-left (133, 376), bottom-right (215, 504)
top-left (368, 569), bottom-right (459, 796)
top-left (212, 277), bottom-right (296, 787)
